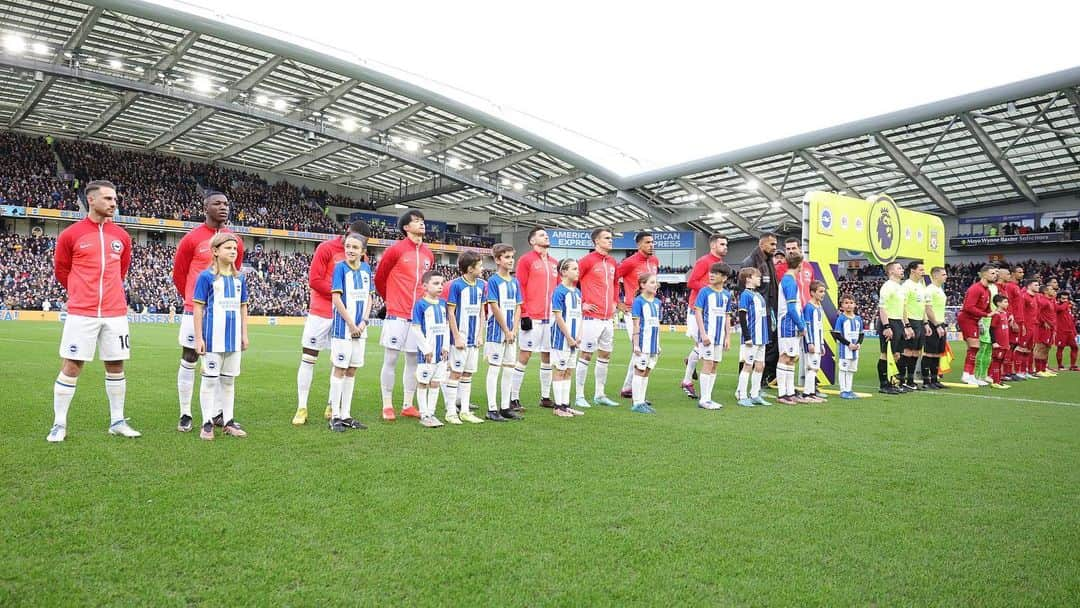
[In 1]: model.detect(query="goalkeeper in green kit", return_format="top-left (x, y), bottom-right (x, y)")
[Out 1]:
top-left (974, 265), bottom-right (1001, 381)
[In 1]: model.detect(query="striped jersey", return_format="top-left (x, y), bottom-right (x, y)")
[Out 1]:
top-left (551, 284), bottom-right (583, 351)
top-left (777, 274), bottom-right (805, 337)
top-left (330, 260), bottom-right (372, 340)
top-left (448, 276), bottom-right (486, 347)
top-left (695, 286), bottom-right (732, 346)
top-left (485, 273), bottom-right (522, 343)
top-left (803, 301), bottom-right (824, 352)
top-left (412, 297), bottom-right (449, 363)
top-left (193, 270), bottom-right (248, 353)
top-left (834, 314), bottom-right (864, 360)
top-left (632, 295), bottom-right (662, 355)
top-left (739, 290), bottom-right (769, 345)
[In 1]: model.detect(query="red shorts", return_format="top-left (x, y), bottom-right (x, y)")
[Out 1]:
top-left (957, 315), bottom-right (980, 340)
top-left (1037, 328), bottom-right (1055, 346)
top-left (1057, 332), bottom-right (1077, 348)
top-left (1017, 329), bottom-right (1034, 349)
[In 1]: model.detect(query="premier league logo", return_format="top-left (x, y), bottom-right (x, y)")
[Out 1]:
top-left (868, 195), bottom-right (901, 263)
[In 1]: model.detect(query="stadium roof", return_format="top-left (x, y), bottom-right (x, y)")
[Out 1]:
top-left (1, 0), bottom-right (1079, 239)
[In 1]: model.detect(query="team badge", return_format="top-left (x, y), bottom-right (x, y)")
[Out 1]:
top-left (111, 240), bottom-right (123, 253)
top-left (207, 360), bottom-right (217, 369)
top-left (337, 353), bottom-right (346, 362)
top-left (68, 344), bottom-right (78, 354)
top-left (819, 208), bottom-right (833, 233)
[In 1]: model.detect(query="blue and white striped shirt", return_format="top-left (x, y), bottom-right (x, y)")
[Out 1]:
top-left (551, 284), bottom-right (582, 351)
top-left (632, 295), bottom-right (662, 355)
top-left (485, 273), bottom-right (522, 343)
top-left (803, 301), bottom-right (824, 352)
top-left (412, 297), bottom-right (449, 363)
top-left (331, 260), bottom-right (372, 340)
top-left (193, 270), bottom-right (248, 353)
top-left (695, 286), bottom-right (731, 346)
top-left (834, 314), bottom-right (864, 360)
top-left (739, 290), bottom-right (770, 345)
top-left (777, 274), bottom-right (805, 338)
top-left (448, 277), bottom-right (485, 347)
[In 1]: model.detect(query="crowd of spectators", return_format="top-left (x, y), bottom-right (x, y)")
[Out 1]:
top-left (960, 218), bottom-right (1080, 236)
top-left (0, 132), bottom-right (79, 212)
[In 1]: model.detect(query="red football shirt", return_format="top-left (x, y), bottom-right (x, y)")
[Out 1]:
top-left (516, 249), bottom-right (558, 320)
top-left (577, 250), bottom-right (617, 319)
top-left (687, 253), bottom-right (722, 312)
top-left (54, 217), bottom-right (132, 317)
top-left (173, 224), bottom-right (244, 313)
top-left (616, 252), bottom-right (659, 307)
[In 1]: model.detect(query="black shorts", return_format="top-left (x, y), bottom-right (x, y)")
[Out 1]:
top-left (924, 325), bottom-right (945, 355)
top-left (904, 319), bottom-right (926, 351)
top-left (878, 319), bottom-right (904, 356)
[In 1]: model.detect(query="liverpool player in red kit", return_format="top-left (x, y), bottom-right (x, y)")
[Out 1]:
top-left (616, 233), bottom-right (659, 399)
top-left (1055, 292), bottom-right (1078, 371)
top-left (375, 209), bottom-right (435, 420)
top-left (291, 219), bottom-right (369, 425)
top-left (173, 191), bottom-right (244, 432)
top-left (48, 180), bottom-right (139, 442)
top-left (1020, 279), bottom-right (1042, 377)
top-left (958, 264), bottom-right (993, 386)
top-left (1034, 284), bottom-right (1059, 377)
top-left (680, 233), bottom-right (727, 399)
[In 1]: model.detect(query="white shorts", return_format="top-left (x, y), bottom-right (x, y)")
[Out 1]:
top-left (450, 345), bottom-right (480, 374)
top-left (520, 321), bottom-right (552, 353)
top-left (178, 313), bottom-right (197, 349)
top-left (202, 351), bottom-right (241, 377)
top-left (633, 352), bottom-right (659, 371)
top-left (551, 348), bottom-right (579, 371)
top-left (416, 361), bottom-right (448, 385)
top-left (740, 343), bottom-right (766, 364)
top-left (778, 337), bottom-right (802, 358)
top-left (579, 318), bottom-right (615, 353)
top-left (685, 310), bottom-right (699, 340)
top-left (380, 317), bottom-right (419, 352)
top-left (699, 342), bottom-right (724, 363)
top-left (330, 336), bottom-right (367, 369)
top-left (485, 341), bottom-right (518, 365)
top-left (59, 315), bottom-right (131, 362)
top-left (804, 352), bottom-right (821, 371)
top-left (301, 314), bottom-right (333, 351)
top-left (839, 358), bottom-right (859, 373)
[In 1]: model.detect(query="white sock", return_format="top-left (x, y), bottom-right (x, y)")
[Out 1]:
top-left (631, 374), bottom-right (644, 404)
top-left (486, 365), bottom-right (500, 411)
top-left (575, 359), bottom-right (589, 402)
top-left (778, 363), bottom-right (794, 397)
top-left (199, 374), bottom-right (219, 424)
top-left (804, 370), bottom-right (817, 396)
top-left (594, 358), bottom-right (609, 399)
top-left (844, 370), bottom-right (854, 393)
top-left (642, 375), bottom-right (650, 402)
top-left (403, 353), bottom-right (418, 408)
top-left (329, 375), bottom-right (344, 419)
top-left (540, 363), bottom-right (553, 399)
top-left (459, 379), bottom-right (472, 414)
top-left (380, 349), bottom-right (399, 407)
top-left (105, 371), bottom-right (126, 422)
top-left (622, 361), bottom-right (635, 392)
top-left (444, 381), bottom-right (459, 417)
top-left (750, 369), bottom-right (763, 398)
top-left (737, 369), bottom-right (750, 399)
top-left (297, 354), bottom-right (316, 409)
top-left (178, 359), bottom-right (195, 416)
top-left (551, 379), bottom-right (564, 405)
top-left (510, 364), bottom-right (526, 400)
top-left (501, 365), bottom-right (515, 410)
top-left (219, 375), bottom-right (236, 423)
top-left (683, 348), bottom-right (699, 384)
top-left (415, 387), bottom-right (429, 417)
top-left (341, 376), bottom-right (355, 419)
top-left (427, 385), bottom-right (441, 417)
top-left (53, 373), bottom-right (77, 426)
top-left (700, 372), bottom-right (715, 404)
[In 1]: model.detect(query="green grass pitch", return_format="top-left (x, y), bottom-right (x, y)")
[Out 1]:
top-left (2, 322), bottom-right (1078, 606)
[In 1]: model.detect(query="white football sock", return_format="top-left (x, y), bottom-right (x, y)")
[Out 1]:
top-left (501, 365), bottom-right (515, 410)
top-left (444, 381), bottom-right (459, 417)
top-left (683, 348), bottom-right (699, 384)
top-left (53, 373), bottom-right (77, 426)
top-left (219, 375), bottom-right (236, 423)
top-left (622, 361), bottom-right (635, 392)
top-left (458, 378), bottom-right (472, 414)
top-left (341, 376), bottom-right (355, 420)
top-left (329, 375), bottom-right (344, 419)
top-left (804, 370), bottom-right (817, 396)
top-left (105, 372), bottom-right (126, 422)
top-left (509, 364), bottom-right (526, 400)
top-left (296, 354), bottom-right (316, 409)
top-left (594, 358), bottom-right (610, 399)
top-left (631, 374), bottom-right (645, 404)
top-left (178, 359), bottom-right (195, 417)
top-left (403, 353), bottom-right (418, 408)
top-left (380, 349), bottom-right (399, 407)
top-left (575, 359), bottom-right (589, 401)
top-left (750, 370), bottom-right (763, 398)
top-left (199, 374), bottom-right (219, 425)
top-left (415, 387), bottom-right (429, 417)
top-left (737, 369), bottom-right (750, 399)
top-left (540, 363), bottom-right (553, 399)
top-left (486, 365), bottom-right (500, 411)
top-left (700, 372), bottom-right (715, 404)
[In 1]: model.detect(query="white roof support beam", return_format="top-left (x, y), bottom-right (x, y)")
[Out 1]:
top-left (959, 113), bottom-right (1038, 204)
top-left (375, 148), bottom-right (541, 208)
top-left (145, 55), bottom-right (285, 149)
top-left (10, 6), bottom-right (104, 127)
top-left (532, 169), bottom-right (585, 193)
top-left (331, 125), bottom-right (485, 184)
top-left (1061, 88), bottom-right (1080, 124)
top-left (83, 30), bottom-right (201, 136)
top-left (210, 78), bottom-right (361, 160)
top-left (872, 132), bottom-right (958, 215)
top-left (604, 189), bottom-right (698, 232)
top-left (676, 179), bottom-right (761, 237)
top-left (796, 150), bottom-right (864, 198)
top-left (269, 102), bottom-right (425, 172)
top-left (731, 165), bottom-right (802, 220)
